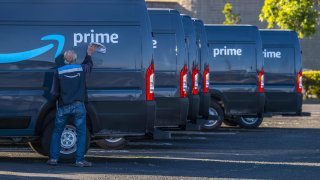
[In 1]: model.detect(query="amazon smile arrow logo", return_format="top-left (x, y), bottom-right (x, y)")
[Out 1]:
top-left (0, 34), bottom-right (65, 64)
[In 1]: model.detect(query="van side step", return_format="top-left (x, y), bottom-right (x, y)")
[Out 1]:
top-left (94, 129), bottom-right (145, 138)
top-left (153, 128), bottom-right (172, 140)
top-left (282, 112), bottom-right (311, 117)
top-left (263, 113), bottom-right (273, 117)
top-left (265, 112), bottom-right (311, 117)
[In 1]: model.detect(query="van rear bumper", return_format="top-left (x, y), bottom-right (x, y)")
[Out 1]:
top-left (145, 101), bottom-right (156, 135)
top-left (199, 92), bottom-right (210, 118)
top-left (188, 94), bottom-right (200, 121)
top-left (155, 97), bottom-right (189, 127)
top-left (90, 100), bottom-right (156, 137)
top-left (225, 92), bottom-right (265, 116)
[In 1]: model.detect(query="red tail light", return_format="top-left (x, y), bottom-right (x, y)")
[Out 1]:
top-left (203, 66), bottom-right (210, 93)
top-left (180, 65), bottom-right (188, 98)
top-left (297, 70), bottom-right (303, 94)
top-left (146, 63), bottom-right (154, 101)
top-left (192, 66), bottom-right (199, 95)
top-left (258, 67), bottom-right (264, 93)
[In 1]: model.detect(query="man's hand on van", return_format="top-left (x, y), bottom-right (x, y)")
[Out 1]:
top-left (87, 44), bottom-right (98, 56)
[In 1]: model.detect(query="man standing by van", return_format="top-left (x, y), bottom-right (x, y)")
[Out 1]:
top-left (47, 45), bottom-right (97, 167)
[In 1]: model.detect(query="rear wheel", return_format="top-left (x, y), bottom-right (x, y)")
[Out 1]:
top-left (201, 100), bottom-right (224, 131)
top-left (40, 112), bottom-right (91, 160)
top-left (95, 137), bottom-right (127, 150)
top-left (237, 116), bottom-right (263, 129)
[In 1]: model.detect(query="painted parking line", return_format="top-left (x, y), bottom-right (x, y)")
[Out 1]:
top-left (128, 142), bottom-right (173, 146)
top-left (172, 136), bottom-right (207, 140)
top-left (89, 155), bottom-right (320, 168)
top-left (0, 148), bottom-right (32, 152)
top-left (170, 131), bottom-right (237, 135)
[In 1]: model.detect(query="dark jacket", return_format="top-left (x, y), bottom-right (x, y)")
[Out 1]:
top-left (51, 54), bottom-right (93, 106)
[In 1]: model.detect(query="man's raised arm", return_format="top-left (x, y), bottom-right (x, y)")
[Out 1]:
top-left (82, 45), bottom-right (97, 74)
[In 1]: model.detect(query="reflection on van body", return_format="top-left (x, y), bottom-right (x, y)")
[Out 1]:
top-left (260, 30), bottom-right (302, 115)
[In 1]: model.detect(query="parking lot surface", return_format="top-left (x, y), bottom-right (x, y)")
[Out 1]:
top-left (0, 104), bottom-right (319, 180)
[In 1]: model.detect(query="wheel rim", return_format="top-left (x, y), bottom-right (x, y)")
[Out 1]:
top-left (60, 125), bottom-right (77, 155)
top-left (240, 117), bottom-right (259, 125)
top-left (204, 107), bottom-right (219, 127)
top-left (104, 137), bottom-right (123, 143)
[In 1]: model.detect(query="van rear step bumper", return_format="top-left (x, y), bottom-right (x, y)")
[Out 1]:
top-left (154, 97), bottom-right (189, 127)
top-left (263, 112), bottom-right (311, 117)
top-left (188, 94), bottom-right (200, 121)
top-left (199, 92), bottom-right (210, 118)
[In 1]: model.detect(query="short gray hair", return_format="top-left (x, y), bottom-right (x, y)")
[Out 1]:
top-left (64, 50), bottom-right (77, 64)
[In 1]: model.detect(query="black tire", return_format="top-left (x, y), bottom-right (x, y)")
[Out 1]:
top-left (95, 137), bottom-right (127, 150)
top-left (223, 118), bottom-right (238, 127)
top-left (237, 116), bottom-right (263, 129)
top-left (28, 141), bottom-right (47, 156)
top-left (201, 100), bottom-right (224, 131)
top-left (41, 111), bottom-right (91, 160)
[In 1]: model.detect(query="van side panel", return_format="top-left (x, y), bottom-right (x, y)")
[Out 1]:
top-left (0, 0), bottom-right (155, 136)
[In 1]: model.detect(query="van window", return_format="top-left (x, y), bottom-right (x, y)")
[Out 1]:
top-left (153, 33), bottom-right (177, 71)
top-left (264, 47), bottom-right (295, 74)
top-left (210, 43), bottom-right (256, 72)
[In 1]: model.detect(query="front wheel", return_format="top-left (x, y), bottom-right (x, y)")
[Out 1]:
top-left (95, 137), bottom-right (127, 150)
top-left (28, 141), bottom-right (47, 156)
top-left (201, 100), bottom-right (224, 131)
top-left (237, 116), bottom-right (263, 129)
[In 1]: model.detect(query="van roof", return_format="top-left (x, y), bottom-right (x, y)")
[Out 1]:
top-left (148, 8), bottom-right (182, 32)
top-left (0, 0), bottom-right (147, 23)
top-left (205, 25), bottom-right (260, 42)
top-left (259, 30), bottom-right (299, 45)
top-left (181, 15), bottom-right (195, 37)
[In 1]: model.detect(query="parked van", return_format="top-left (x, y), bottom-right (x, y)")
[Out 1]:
top-left (148, 9), bottom-right (189, 129)
top-left (192, 19), bottom-right (217, 130)
top-left (260, 30), bottom-right (303, 115)
top-left (205, 25), bottom-right (265, 128)
top-left (181, 15), bottom-right (200, 123)
top-left (0, 0), bottom-right (156, 158)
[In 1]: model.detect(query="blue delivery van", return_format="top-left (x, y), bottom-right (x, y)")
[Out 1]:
top-left (192, 19), bottom-right (217, 130)
top-left (0, 0), bottom-right (156, 158)
top-left (205, 25), bottom-right (265, 129)
top-left (260, 30), bottom-right (303, 115)
top-left (180, 15), bottom-right (201, 123)
top-left (148, 9), bottom-right (189, 129)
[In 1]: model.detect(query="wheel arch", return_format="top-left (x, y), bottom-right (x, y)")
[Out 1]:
top-left (209, 90), bottom-right (227, 114)
top-left (35, 101), bottom-right (102, 136)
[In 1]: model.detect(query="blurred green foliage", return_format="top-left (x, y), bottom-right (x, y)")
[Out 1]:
top-left (303, 71), bottom-right (320, 98)
top-left (260, 0), bottom-right (319, 39)
top-left (223, 2), bottom-right (241, 25)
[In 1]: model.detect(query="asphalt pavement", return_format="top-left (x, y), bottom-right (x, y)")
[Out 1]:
top-left (0, 104), bottom-right (319, 180)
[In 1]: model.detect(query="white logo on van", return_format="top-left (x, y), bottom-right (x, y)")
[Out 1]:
top-left (263, 49), bottom-right (281, 59)
top-left (213, 46), bottom-right (242, 57)
top-left (73, 29), bottom-right (119, 46)
top-left (153, 40), bottom-right (157, 49)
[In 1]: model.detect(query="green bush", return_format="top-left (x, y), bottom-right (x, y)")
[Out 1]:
top-left (303, 71), bottom-right (320, 98)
